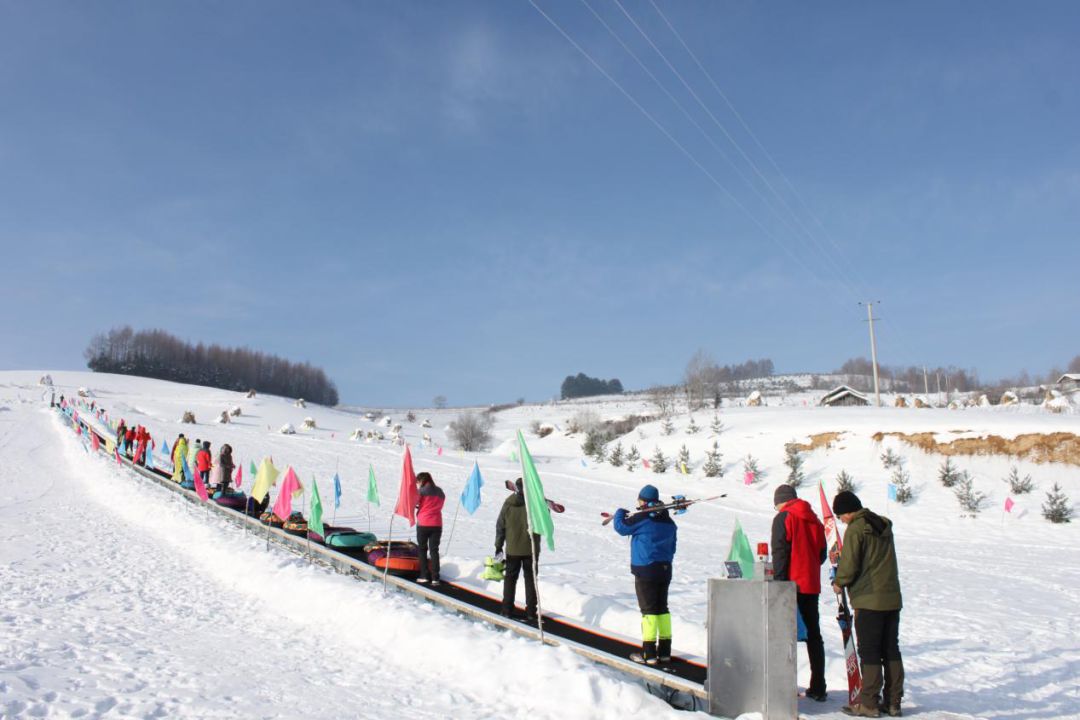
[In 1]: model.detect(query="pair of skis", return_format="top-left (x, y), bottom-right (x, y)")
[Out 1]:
top-left (503, 479), bottom-right (565, 513)
top-left (818, 481), bottom-right (862, 707)
top-left (599, 493), bottom-right (726, 526)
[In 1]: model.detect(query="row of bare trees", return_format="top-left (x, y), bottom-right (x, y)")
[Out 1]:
top-left (85, 326), bottom-right (339, 405)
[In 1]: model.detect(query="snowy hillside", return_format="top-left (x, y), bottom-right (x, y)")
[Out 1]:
top-left (3, 370), bottom-right (1079, 719)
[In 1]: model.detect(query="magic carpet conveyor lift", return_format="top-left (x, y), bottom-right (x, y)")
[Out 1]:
top-left (61, 406), bottom-right (711, 710)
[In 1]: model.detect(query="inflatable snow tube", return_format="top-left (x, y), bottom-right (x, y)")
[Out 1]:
top-left (283, 515), bottom-right (308, 537)
top-left (259, 511), bottom-right (285, 528)
top-left (214, 491), bottom-right (247, 510)
top-left (325, 530), bottom-right (377, 549)
top-left (364, 540), bottom-right (420, 576)
top-left (179, 479), bottom-right (196, 490)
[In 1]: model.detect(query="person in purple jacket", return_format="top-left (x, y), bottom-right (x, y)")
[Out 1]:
top-left (415, 472), bottom-right (446, 586)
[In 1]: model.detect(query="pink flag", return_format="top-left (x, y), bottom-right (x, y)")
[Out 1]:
top-left (234, 464), bottom-right (243, 489)
top-left (193, 468), bottom-right (210, 502)
top-left (393, 445), bottom-right (420, 526)
top-left (744, 471), bottom-right (755, 486)
top-left (642, 458), bottom-right (651, 469)
top-left (272, 467), bottom-right (302, 520)
top-left (114, 448), bottom-right (122, 465)
top-left (437, 446), bottom-right (443, 456)
top-left (1004, 497), bottom-right (1015, 513)
top-left (91, 432), bottom-right (100, 452)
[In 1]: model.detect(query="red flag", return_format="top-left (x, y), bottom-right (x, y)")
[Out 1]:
top-left (744, 471), bottom-right (755, 486)
top-left (234, 464), bottom-right (243, 489)
top-left (393, 445), bottom-right (420, 526)
top-left (114, 448), bottom-right (122, 465)
top-left (272, 467), bottom-right (301, 519)
top-left (1004, 497), bottom-right (1015, 513)
top-left (91, 432), bottom-right (100, 452)
top-left (193, 468), bottom-right (210, 502)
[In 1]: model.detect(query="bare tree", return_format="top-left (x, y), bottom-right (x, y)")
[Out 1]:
top-left (684, 349), bottom-right (720, 410)
top-left (648, 385), bottom-right (678, 417)
top-left (433, 395), bottom-right (448, 410)
top-left (447, 412), bottom-right (493, 451)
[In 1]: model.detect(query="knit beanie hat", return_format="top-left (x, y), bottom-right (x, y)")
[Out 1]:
top-left (638, 484), bottom-right (660, 503)
top-left (773, 484), bottom-right (797, 506)
top-left (832, 491), bottom-right (863, 516)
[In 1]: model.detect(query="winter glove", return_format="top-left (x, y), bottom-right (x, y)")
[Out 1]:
top-left (615, 508), bottom-right (628, 519)
top-left (494, 551), bottom-right (504, 563)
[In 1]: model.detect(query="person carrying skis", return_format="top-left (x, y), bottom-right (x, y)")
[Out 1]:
top-left (414, 471), bottom-right (445, 586)
top-left (171, 433), bottom-right (188, 483)
top-left (495, 478), bottom-right (540, 623)
top-left (831, 491), bottom-right (905, 718)
top-left (772, 484), bottom-right (828, 701)
top-left (612, 484), bottom-right (677, 666)
top-left (195, 440), bottom-right (212, 483)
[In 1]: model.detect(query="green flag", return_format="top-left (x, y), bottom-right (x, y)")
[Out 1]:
top-left (517, 431), bottom-right (555, 551)
top-left (249, 460), bottom-right (257, 478)
top-left (727, 519), bottom-right (755, 579)
top-left (367, 465), bottom-right (380, 506)
top-left (309, 478), bottom-right (325, 537)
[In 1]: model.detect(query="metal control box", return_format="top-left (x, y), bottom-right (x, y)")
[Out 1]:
top-left (707, 578), bottom-right (797, 720)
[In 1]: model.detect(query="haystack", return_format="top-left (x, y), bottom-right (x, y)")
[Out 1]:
top-left (217, 411), bottom-right (230, 424)
top-left (421, 419), bottom-right (433, 428)
top-left (39, 374), bottom-right (54, 386)
top-left (246, 389), bottom-right (257, 399)
top-left (294, 398), bottom-right (306, 408)
top-left (280, 423), bottom-right (296, 435)
top-left (914, 397), bottom-right (929, 409)
top-left (746, 390), bottom-right (763, 407)
top-left (302, 417), bottom-right (317, 430)
top-left (894, 396), bottom-right (908, 408)
top-left (999, 391), bottom-right (1019, 406)
top-left (230, 405), bottom-right (242, 417)
top-left (181, 411), bottom-right (196, 424)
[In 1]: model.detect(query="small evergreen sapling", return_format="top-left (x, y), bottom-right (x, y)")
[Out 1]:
top-left (784, 441), bottom-right (805, 488)
top-left (686, 417), bottom-right (700, 435)
top-left (661, 417), bottom-right (675, 436)
top-left (880, 448), bottom-right (902, 470)
top-left (581, 429), bottom-right (608, 463)
top-left (703, 441), bottom-right (724, 478)
top-left (626, 445), bottom-right (640, 472)
top-left (710, 414), bottom-right (724, 435)
top-left (651, 447), bottom-right (669, 474)
top-left (1006, 467), bottom-right (1034, 495)
top-left (836, 469), bottom-right (856, 493)
top-left (743, 454), bottom-right (762, 483)
top-left (1042, 483), bottom-right (1073, 523)
top-left (953, 474), bottom-right (986, 516)
top-left (677, 444), bottom-right (691, 473)
top-left (609, 442), bottom-right (624, 467)
top-left (891, 467), bottom-right (913, 504)
top-left (938, 458), bottom-right (960, 488)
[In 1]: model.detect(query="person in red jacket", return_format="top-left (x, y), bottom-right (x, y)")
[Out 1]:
top-left (772, 484), bottom-right (828, 702)
top-left (195, 441), bottom-right (213, 483)
top-left (414, 472), bottom-right (445, 586)
top-left (124, 426), bottom-right (136, 459)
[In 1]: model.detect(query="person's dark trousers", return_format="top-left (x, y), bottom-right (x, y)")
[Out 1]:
top-left (200, 470), bottom-right (210, 484)
top-left (797, 592), bottom-right (827, 696)
top-left (634, 576), bottom-right (670, 615)
top-left (416, 525), bottom-right (442, 581)
top-left (501, 555), bottom-right (537, 618)
top-left (854, 608), bottom-right (904, 709)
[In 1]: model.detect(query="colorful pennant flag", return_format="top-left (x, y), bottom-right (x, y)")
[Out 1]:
top-left (310, 478), bottom-right (325, 537)
top-left (888, 483), bottom-right (898, 502)
top-left (643, 458), bottom-right (651, 469)
top-left (727, 519), bottom-right (755, 579)
top-left (91, 432), bottom-right (100, 452)
top-left (250, 458), bottom-right (280, 504)
top-left (744, 471), bottom-right (755, 486)
top-left (249, 460), bottom-right (258, 478)
top-left (517, 431), bottom-right (555, 551)
top-left (1004, 497), bottom-right (1015, 513)
top-left (193, 466), bottom-right (210, 502)
top-left (461, 462), bottom-right (484, 515)
top-left (333, 472), bottom-right (342, 509)
top-left (273, 467), bottom-right (302, 520)
top-left (393, 446), bottom-right (419, 526)
top-left (162, 439), bottom-right (170, 457)
top-left (367, 465), bottom-right (380, 507)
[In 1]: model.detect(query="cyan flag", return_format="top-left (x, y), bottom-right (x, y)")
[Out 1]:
top-left (333, 472), bottom-right (342, 509)
top-left (162, 440), bottom-right (170, 457)
top-left (182, 455), bottom-right (194, 482)
top-left (888, 483), bottom-right (898, 501)
top-left (461, 462), bottom-right (484, 515)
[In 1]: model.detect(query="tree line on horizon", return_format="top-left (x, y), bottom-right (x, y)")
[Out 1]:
top-left (84, 327), bottom-right (339, 406)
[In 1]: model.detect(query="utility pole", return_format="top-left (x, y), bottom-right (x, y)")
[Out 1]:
top-left (923, 366), bottom-right (929, 396)
top-left (860, 301), bottom-right (882, 407)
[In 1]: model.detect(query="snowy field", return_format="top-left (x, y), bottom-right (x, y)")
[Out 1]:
top-left (2, 370), bottom-right (1079, 719)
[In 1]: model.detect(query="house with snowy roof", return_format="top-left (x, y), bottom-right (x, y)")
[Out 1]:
top-left (819, 385), bottom-right (869, 407)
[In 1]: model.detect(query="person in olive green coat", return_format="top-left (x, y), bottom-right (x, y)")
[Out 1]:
top-left (832, 491), bottom-right (905, 718)
top-left (495, 478), bottom-right (541, 622)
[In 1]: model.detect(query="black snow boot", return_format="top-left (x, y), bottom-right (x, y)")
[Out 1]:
top-left (657, 639), bottom-right (672, 663)
top-left (630, 642), bottom-right (658, 666)
top-left (884, 660), bottom-right (905, 715)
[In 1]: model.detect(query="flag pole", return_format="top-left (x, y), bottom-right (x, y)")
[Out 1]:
top-left (382, 515), bottom-right (395, 591)
top-left (520, 465), bottom-right (545, 643)
top-left (443, 499), bottom-right (461, 556)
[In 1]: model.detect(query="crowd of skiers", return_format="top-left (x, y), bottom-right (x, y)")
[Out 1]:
top-left (110, 411), bottom-right (903, 717)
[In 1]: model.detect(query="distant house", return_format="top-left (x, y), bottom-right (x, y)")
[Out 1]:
top-left (820, 385), bottom-right (869, 407)
top-left (1057, 374), bottom-right (1080, 392)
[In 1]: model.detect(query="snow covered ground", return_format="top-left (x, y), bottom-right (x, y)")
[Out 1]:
top-left (3, 370), bottom-right (1080, 719)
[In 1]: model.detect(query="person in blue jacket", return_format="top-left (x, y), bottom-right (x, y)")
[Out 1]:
top-left (613, 484), bottom-right (678, 665)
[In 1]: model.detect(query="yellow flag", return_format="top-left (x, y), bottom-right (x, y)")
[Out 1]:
top-left (250, 458), bottom-right (280, 503)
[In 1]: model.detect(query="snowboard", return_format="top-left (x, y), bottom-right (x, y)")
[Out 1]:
top-left (819, 482), bottom-right (862, 707)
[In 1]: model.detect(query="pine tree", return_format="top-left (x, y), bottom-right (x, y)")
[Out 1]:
top-left (743, 454), bottom-right (762, 483)
top-left (651, 447), bottom-right (669, 474)
top-left (609, 442), bottom-right (624, 467)
top-left (686, 417), bottom-right (700, 435)
top-left (710, 414), bottom-right (724, 435)
top-left (954, 474), bottom-right (986, 516)
top-left (891, 467), bottom-right (913, 504)
top-left (1006, 467), bottom-right (1034, 495)
top-left (661, 417), bottom-right (675, 436)
top-left (880, 448), bottom-right (901, 470)
top-left (581, 429), bottom-right (608, 463)
top-left (677, 444), bottom-right (691, 473)
top-left (836, 469), bottom-right (856, 493)
top-left (784, 441), bottom-right (805, 488)
top-left (702, 441), bottom-right (724, 478)
top-left (1042, 483), bottom-right (1073, 523)
top-left (626, 445), bottom-right (640, 472)
top-left (938, 458), bottom-right (960, 488)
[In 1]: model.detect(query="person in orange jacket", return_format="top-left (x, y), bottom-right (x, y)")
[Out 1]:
top-left (195, 441), bottom-right (213, 483)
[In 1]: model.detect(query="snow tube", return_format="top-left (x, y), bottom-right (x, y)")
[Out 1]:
top-left (283, 512), bottom-right (308, 537)
top-left (180, 478), bottom-right (196, 490)
top-left (259, 511), bottom-right (285, 528)
top-left (364, 540), bottom-right (420, 576)
top-left (214, 491), bottom-right (247, 510)
top-left (325, 529), bottom-right (377, 551)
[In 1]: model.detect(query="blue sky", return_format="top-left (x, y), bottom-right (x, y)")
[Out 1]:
top-left (1, 1), bottom-right (1077, 406)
